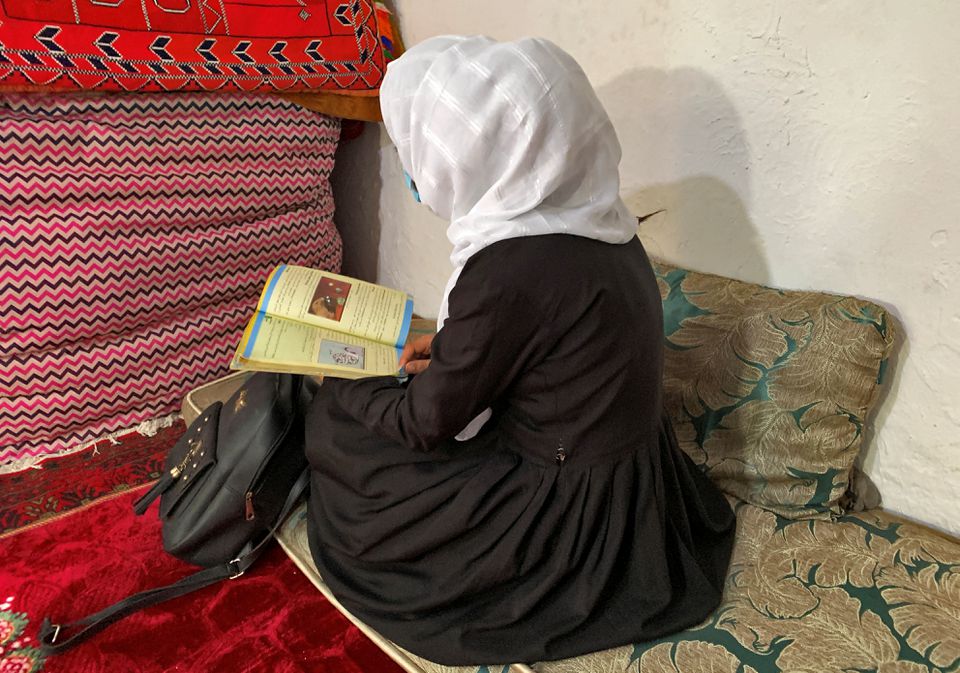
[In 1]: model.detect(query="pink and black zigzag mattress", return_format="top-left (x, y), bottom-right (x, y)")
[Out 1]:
top-left (0, 92), bottom-right (342, 469)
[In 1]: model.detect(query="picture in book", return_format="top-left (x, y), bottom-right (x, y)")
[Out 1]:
top-left (308, 276), bottom-right (353, 322)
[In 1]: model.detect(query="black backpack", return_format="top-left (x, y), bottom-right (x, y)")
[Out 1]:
top-left (39, 372), bottom-right (316, 654)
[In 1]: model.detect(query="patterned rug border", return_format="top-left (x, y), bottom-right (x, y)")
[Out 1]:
top-left (0, 419), bottom-right (184, 535)
top-left (0, 481), bottom-right (154, 541)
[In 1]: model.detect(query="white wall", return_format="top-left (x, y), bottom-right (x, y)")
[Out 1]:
top-left (333, 0), bottom-right (960, 534)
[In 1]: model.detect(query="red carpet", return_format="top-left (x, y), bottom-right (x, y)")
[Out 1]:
top-left (0, 483), bottom-right (405, 673)
top-left (0, 422), bottom-right (183, 535)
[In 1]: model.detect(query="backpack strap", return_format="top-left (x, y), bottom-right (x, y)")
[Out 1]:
top-left (39, 469), bottom-right (310, 655)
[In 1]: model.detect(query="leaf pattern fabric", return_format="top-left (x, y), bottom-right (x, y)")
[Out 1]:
top-left (540, 504), bottom-right (959, 673)
top-left (278, 501), bottom-right (960, 673)
top-left (654, 260), bottom-right (896, 518)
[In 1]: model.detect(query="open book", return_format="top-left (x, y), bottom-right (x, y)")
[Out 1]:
top-left (232, 265), bottom-right (414, 379)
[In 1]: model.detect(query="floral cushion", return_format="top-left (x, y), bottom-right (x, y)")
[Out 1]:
top-left (277, 501), bottom-right (960, 673)
top-left (652, 261), bottom-right (897, 519)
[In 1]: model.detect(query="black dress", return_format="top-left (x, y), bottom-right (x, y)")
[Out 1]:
top-left (304, 234), bottom-right (736, 665)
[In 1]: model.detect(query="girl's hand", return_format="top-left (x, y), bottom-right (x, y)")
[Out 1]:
top-left (399, 333), bottom-right (434, 375)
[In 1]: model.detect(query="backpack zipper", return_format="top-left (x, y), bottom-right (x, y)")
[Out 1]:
top-left (245, 491), bottom-right (255, 520)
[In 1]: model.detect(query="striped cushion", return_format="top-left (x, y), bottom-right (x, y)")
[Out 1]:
top-left (0, 93), bottom-right (341, 469)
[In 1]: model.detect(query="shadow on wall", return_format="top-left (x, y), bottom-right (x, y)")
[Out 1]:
top-left (597, 67), bottom-right (770, 286)
top-left (600, 67), bottom-right (899, 505)
top-left (331, 124), bottom-right (383, 281)
top-left (335, 67), bottom-right (767, 286)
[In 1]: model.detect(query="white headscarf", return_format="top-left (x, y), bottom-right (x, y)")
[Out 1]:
top-left (380, 35), bottom-right (638, 438)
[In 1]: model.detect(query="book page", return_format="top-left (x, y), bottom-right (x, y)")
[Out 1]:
top-left (235, 312), bottom-right (400, 379)
top-left (256, 265), bottom-right (413, 347)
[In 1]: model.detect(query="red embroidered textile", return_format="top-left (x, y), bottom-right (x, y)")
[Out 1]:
top-left (0, 0), bottom-right (390, 92)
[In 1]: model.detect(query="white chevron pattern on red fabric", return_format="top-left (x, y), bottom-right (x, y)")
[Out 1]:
top-left (0, 92), bottom-right (342, 469)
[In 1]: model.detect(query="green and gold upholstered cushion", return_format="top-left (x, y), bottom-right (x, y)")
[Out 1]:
top-left (277, 501), bottom-right (960, 673)
top-left (531, 503), bottom-right (960, 673)
top-left (652, 260), bottom-right (897, 519)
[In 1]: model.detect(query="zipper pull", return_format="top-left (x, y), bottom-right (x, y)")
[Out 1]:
top-left (555, 447), bottom-right (567, 465)
top-left (245, 491), bottom-right (255, 521)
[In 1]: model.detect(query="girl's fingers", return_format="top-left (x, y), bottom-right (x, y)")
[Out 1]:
top-left (399, 334), bottom-right (434, 367)
top-left (403, 359), bottom-right (431, 375)
top-left (399, 342), bottom-right (417, 367)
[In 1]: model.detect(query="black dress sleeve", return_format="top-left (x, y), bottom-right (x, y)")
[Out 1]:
top-left (329, 261), bottom-right (546, 452)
